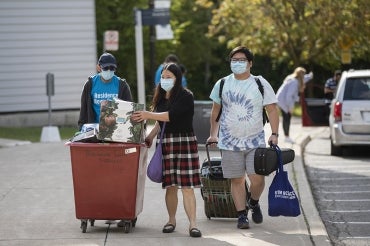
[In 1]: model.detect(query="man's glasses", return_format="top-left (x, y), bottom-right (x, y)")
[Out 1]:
top-left (231, 58), bottom-right (247, 62)
top-left (101, 66), bottom-right (116, 71)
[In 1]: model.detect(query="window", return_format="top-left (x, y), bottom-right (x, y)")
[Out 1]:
top-left (343, 77), bottom-right (370, 100)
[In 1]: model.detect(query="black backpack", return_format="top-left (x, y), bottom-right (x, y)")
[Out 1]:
top-left (215, 77), bottom-right (269, 125)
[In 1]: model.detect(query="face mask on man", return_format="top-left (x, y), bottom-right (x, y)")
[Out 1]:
top-left (160, 78), bottom-right (175, 92)
top-left (230, 61), bottom-right (248, 74)
top-left (100, 70), bottom-right (115, 80)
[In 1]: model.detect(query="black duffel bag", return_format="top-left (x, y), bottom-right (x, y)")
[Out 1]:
top-left (254, 145), bottom-right (295, 176)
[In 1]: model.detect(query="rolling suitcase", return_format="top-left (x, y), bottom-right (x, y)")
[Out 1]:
top-left (200, 142), bottom-right (250, 219)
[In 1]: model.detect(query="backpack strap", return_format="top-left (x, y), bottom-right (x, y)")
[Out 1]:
top-left (255, 77), bottom-right (264, 96)
top-left (215, 78), bottom-right (225, 122)
top-left (255, 77), bottom-right (269, 125)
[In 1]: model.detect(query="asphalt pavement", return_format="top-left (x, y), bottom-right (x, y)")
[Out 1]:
top-left (0, 117), bottom-right (331, 246)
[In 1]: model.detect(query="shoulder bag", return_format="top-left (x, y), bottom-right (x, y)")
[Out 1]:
top-left (147, 122), bottom-right (166, 183)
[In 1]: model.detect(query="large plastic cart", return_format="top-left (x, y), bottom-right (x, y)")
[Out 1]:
top-left (69, 142), bottom-right (148, 233)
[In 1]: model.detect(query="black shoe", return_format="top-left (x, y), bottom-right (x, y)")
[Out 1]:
top-left (237, 213), bottom-right (250, 229)
top-left (249, 203), bottom-right (263, 224)
top-left (162, 223), bottom-right (176, 233)
top-left (189, 228), bottom-right (202, 237)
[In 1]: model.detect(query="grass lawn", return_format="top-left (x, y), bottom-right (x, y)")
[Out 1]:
top-left (0, 126), bottom-right (77, 143)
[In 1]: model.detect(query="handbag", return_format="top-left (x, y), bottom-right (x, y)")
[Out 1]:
top-left (268, 145), bottom-right (301, 217)
top-left (147, 122), bottom-right (166, 183)
top-left (254, 146), bottom-right (295, 176)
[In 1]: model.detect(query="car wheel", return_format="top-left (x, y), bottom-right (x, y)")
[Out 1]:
top-left (330, 140), bottom-right (343, 156)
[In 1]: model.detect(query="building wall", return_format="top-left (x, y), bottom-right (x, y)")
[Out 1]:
top-left (0, 0), bottom-right (97, 113)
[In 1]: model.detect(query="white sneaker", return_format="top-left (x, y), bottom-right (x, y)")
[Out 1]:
top-left (284, 136), bottom-right (295, 144)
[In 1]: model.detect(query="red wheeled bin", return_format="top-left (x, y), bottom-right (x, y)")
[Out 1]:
top-left (69, 142), bottom-right (148, 233)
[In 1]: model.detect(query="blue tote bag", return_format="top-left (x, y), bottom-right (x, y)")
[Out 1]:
top-left (147, 123), bottom-right (166, 183)
top-left (268, 145), bottom-right (301, 217)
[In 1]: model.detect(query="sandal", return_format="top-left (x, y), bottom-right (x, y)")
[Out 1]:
top-left (189, 228), bottom-right (202, 238)
top-left (162, 223), bottom-right (176, 233)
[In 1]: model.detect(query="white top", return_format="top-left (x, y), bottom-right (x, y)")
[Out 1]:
top-left (276, 73), bottom-right (313, 113)
top-left (209, 74), bottom-right (277, 151)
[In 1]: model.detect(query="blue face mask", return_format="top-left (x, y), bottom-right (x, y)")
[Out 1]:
top-left (100, 70), bottom-right (115, 81)
top-left (230, 61), bottom-right (248, 74)
top-left (160, 78), bottom-right (175, 92)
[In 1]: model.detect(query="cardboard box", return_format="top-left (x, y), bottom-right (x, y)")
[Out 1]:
top-left (98, 99), bottom-right (145, 143)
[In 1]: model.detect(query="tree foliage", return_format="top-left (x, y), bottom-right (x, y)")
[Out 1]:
top-left (196, 0), bottom-right (370, 69)
top-left (95, 0), bottom-right (230, 101)
top-left (154, 0), bottom-right (229, 99)
top-left (94, 0), bottom-right (369, 101)
top-left (95, 0), bottom-right (148, 101)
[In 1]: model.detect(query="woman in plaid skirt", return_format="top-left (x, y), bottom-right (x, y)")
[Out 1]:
top-left (132, 63), bottom-right (202, 238)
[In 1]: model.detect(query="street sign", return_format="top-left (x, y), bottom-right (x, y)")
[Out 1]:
top-left (154, 0), bottom-right (173, 40)
top-left (338, 35), bottom-right (353, 51)
top-left (141, 8), bottom-right (170, 26)
top-left (341, 50), bottom-right (352, 64)
top-left (156, 24), bottom-right (174, 40)
top-left (104, 30), bottom-right (119, 51)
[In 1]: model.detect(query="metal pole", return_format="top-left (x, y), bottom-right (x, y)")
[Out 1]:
top-left (135, 9), bottom-right (146, 106)
top-left (46, 72), bottom-right (54, 126)
top-left (48, 94), bottom-right (51, 126)
top-left (149, 0), bottom-right (155, 84)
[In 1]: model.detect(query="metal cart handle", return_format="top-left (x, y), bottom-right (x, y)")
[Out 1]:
top-left (205, 141), bottom-right (220, 168)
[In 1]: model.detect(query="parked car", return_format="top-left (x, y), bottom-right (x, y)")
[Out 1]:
top-left (329, 69), bottom-right (370, 156)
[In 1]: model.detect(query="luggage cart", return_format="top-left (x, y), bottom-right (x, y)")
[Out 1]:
top-left (69, 142), bottom-right (148, 233)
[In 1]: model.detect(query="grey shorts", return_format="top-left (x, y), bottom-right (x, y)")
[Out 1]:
top-left (221, 149), bottom-right (256, 178)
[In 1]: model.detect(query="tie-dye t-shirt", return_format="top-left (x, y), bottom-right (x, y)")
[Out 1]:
top-left (209, 74), bottom-right (277, 151)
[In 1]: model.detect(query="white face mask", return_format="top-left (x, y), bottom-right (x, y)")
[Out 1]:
top-left (160, 78), bottom-right (175, 92)
top-left (230, 61), bottom-right (248, 74)
top-left (100, 70), bottom-right (114, 80)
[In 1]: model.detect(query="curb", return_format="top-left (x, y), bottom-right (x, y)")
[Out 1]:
top-left (294, 131), bottom-right (332, 246)
top-left (0, 138), bottom-right (31, 148)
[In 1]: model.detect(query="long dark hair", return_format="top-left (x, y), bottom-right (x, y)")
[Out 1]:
top-left (151, 63), bottom-right (183, 111)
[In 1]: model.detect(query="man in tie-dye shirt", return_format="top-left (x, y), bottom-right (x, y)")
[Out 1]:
top-left (207, 46), bottom-right (279, 230)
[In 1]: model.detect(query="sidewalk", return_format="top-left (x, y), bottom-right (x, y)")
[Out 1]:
top-left (0, 118), bottom-right (331, 246)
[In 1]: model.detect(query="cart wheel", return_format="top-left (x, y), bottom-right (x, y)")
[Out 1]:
top-left (89, 219), bottom-right (95, 226)
top-left (132, 218), bottom-right (137, 227)
top-left (123, 221), bottom-right (131, 233)
top-left (80, 220), bottom-right (88, 233)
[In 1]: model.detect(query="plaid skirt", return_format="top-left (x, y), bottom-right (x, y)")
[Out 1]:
top-left (160, 132), bottom-right (202, 189)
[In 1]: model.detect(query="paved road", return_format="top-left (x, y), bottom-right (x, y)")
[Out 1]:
top-left (303, 127), bottom-right (370, 246)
